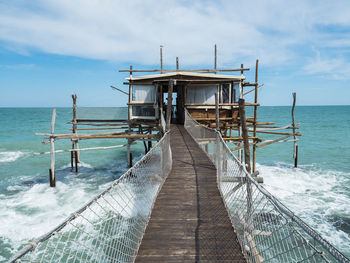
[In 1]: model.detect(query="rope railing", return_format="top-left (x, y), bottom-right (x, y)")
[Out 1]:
top-left (9, 132), bottom-right (172, 263)
top-left (184, 109), bottom-right (349, 263)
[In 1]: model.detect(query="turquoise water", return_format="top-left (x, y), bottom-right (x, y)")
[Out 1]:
top-left (0, 106), bottom-right (349, 261)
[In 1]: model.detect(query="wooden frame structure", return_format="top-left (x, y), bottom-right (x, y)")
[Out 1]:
top-left (36, 46), bottom-right (300, 187)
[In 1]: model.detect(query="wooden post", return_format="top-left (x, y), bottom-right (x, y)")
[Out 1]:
top-left (215, 92), bottom-right (220, 131)
top-left (166, 80), bottom-right (173, 131)
top-left (50, 108), bottom-right (56, 187)
top-left (292, 92), bottom-right (298, 167)
top-left (127, 123), bottom-right (132, 167)
top-left (176, 57), bottom-right (179, 71)
top-left (238, 98), bottom-right (251, 174)
top-left (214, 44), bottom-right (217, 73)
top-left (160, 46), bottom-right (163, 74)
top-left (72, 94), bottom-right (79, 173)
top-left (215, 92), bottom-right (221, 178)
top-left (252, 59), bottom-right (259, 173)
top-left (148, 128), bottom-right (152, 151)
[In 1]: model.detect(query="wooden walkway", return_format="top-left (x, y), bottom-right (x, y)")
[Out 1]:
top-left (135, 125), bottom-right (245, 262)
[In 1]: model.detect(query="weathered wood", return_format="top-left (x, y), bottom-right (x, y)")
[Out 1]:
top-left (238, 99), bottom-right (251, 174)
top-left (214, 44), bottom-right (217, 72)
top-left (110, 85), bottom-right (129, 95)
top-left (252, 59), bottom-right (259, 173)
top-left (292, 92), bottom-right (298, 167)
top-left (34, 144), bottom-right (130, 155)
top-left (135, 125), bottom-right (245, 262)
top-left (50, 108), bottom-right (56, 187)
top-left (215, 92), bottom-right (220, 131)
top-left (185, 103), bottom-right (259, 106)
top-left (119, 68), bottom-right (250, 73)
top-left (256, 134), bottom-right (292, 148)
top-left (51, 134), bottom-right (158, 140)
top-left (160, 46), bottom-right (163, 73)
top-left (166, 79), bottom-right (173, 131)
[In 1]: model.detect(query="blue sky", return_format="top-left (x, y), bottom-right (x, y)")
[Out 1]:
top-left (0, 0), bottom-right (349, 107)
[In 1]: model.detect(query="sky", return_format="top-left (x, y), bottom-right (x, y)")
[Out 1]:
top-left (0, 0), bottom-right (349, 107)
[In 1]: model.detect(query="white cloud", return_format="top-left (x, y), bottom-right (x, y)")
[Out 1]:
top-left (0, 0), bottom-right (350, 72)
top-left (303, 49), bottom-right (350, 80)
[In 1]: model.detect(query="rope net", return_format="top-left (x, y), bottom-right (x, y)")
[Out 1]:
top-left (184, 109), bottom-right (349, 263)
top-left (10, 132), bottom-right (172, 263)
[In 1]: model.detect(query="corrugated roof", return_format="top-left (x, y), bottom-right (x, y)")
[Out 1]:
top-left (127, 71), bottom-right (244, 81)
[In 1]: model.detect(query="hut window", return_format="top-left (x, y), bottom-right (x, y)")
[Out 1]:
top-left (132, 106), bottom-right (155, 117)
top-left (186, 85), bottom-right (218, 104)
top-left (233, 82), bottom-right (240, 103)
top-left (132, 85), bottom-right (156, 102)
top-left (221, 84), bottom-right (230, 103)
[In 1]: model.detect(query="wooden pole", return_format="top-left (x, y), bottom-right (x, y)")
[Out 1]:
top-left (238, 99), bottom-right (251, 174)
top-left (160, 46), bottom-right (163, 74)
top-left (148, 128), bottom-right (152, 151)
top-left (166, 80), bottom-right (173, 131)
top-left (127, 124), bottom-right (132, 167)
top-left (214, 44), bottom-right (217, 73)
top-left (50, 108), bottom-right (56, 187)
top-left (215, 92), bottom-right (220, 131)
top-left (176, 57), bottom-right (179, 71)
top-left (215, 92), bottom-right (221, 178)
top-left (72, 94), bottom-right (79, 173)
top-left (292, 92), bottom-right (298, 167)
top-left (252, 59), bottom-right (259, 173)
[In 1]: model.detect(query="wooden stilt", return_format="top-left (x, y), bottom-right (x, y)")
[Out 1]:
top-left (215, 92), bottom-right (221, 178)
top-left (291, 92), bottom-right (298, 168)
top-left (74, 151), bottom-right (78, 173)
top-left (148, 128), bottom-right (152, 151)
top-left (72, 94), bottom-right (80, 170)
top-left (50, 108), bottom-right (56, 187)
top-left (252, 59), bottom-right (259, 173)
top-left (127, 124), bottom-right (132, 167)
top-left (238, 99), bottom-right (251, 174)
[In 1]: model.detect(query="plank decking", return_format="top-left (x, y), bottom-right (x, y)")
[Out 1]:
top-left (135, 125), bottom-right (246, 262)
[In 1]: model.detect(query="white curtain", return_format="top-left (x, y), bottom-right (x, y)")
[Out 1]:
top-left (186, 85), bottom-right (218, 104)
top-left (132, 85), bottom-right (156, 102)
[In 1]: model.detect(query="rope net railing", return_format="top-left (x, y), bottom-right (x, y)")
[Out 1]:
top-left (184, 109), bottom-right (349, 263)
top-left (10, 132), bottom-right (172, 263)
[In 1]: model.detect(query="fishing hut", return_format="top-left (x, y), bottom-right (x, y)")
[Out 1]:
top-left (35, 45), bottom-right (300, 187)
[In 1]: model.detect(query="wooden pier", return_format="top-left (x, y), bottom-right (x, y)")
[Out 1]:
top-left (136, 125), bottom-right (245, 262)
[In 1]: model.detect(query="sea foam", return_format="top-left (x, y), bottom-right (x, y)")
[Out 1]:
top-left (258, 162), bottom-right (350, 256)
top-left (0, 151), bottom-right (25, 163)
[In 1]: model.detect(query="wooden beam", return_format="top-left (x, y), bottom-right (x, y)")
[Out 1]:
top-left (34, 144), bottom-right (131, 155)
top-left (238, 98), bottom-right (251, 174)
top-left (119, 68), bottom-right (250, 73)
top-left (256, 134), bottom-right (292, 149)
top-left (185, 103), bottom-right (259, 107)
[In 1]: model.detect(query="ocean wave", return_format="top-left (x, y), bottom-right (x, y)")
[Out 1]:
top-left (257, 162), bottom-right (350, 256)
top-left (0, 151), bottom-right (25, 163)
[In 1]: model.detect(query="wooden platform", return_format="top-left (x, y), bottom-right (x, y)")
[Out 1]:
top-left (135, 125), bottom-right (246, 262)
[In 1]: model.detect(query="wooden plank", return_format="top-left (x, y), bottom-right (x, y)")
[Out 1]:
top-left (256, 134), bottom-right (292, 148)
top-left (185, 103), bottom-right (259, 106)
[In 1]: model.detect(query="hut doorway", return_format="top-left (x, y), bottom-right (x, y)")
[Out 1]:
top-left (163, 84), bottom-right (185, 125)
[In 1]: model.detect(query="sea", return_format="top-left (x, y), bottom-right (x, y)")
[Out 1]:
top-left (0, 106), bottom-right (349, 261)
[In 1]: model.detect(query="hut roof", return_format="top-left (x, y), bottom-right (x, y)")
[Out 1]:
top-left (127, 71), bottom-right (245, 81)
